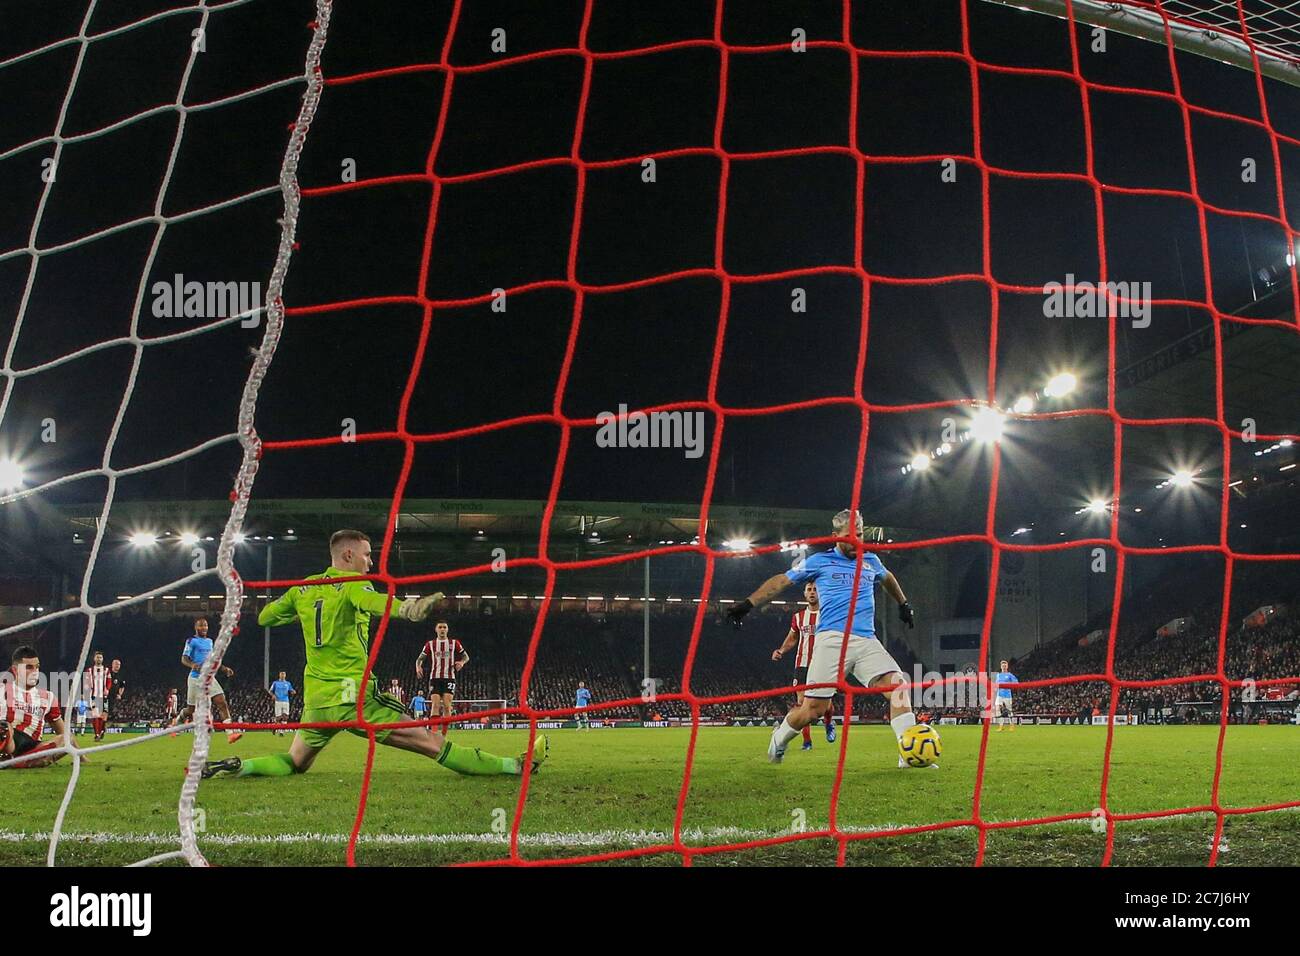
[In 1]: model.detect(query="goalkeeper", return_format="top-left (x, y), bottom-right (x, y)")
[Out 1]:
top-left (202, 530), bottom-right (546, 779)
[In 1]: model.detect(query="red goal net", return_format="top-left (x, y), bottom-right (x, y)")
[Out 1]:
top-left (2, 0), bottom-right (1297, 867)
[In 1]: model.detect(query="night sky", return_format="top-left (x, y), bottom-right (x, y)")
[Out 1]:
top-left (2, 0), bottom-right (1298, 548)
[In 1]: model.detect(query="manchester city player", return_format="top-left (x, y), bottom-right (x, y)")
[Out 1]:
top-left (171, 617), bottom-right (242, 744)
top-left (727, 509), bottom-right (932, 768)
top-left (575, 681), bottom-right (593, 730)
top-left (267, 671), bottom-right (296, 736)
top-left (994, 660), bottom-right (1018, 731)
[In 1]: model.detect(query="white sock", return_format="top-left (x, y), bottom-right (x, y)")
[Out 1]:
top-left (890, 712), bottom-right (917, 741)
top-left (773, 719), bottom-right (800, 747)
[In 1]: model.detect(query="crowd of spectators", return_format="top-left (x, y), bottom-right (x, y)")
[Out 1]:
top-left (43, 602), bottom-right (920, 725)
top-left (1005, 584), bottom-right (1300, 723)
top-left (23, 572), bottom-right (1298, 729)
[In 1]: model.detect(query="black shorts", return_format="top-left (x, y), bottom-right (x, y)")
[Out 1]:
top-left (794, 668), bottom-right (858, 693)
top-left (430, 679), bottom-right (456, 696)
top-left (10, 730), bottom-right (40, 757)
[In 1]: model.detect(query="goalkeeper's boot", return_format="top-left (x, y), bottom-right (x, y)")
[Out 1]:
top-left (825, 721), bottom-right (836, 743)
top-left (201, 756), bottom-right (242, 779)
top-left (767, 727), bottom-right (786, 764)
top-left (522, 735), bottom-right (549, 773)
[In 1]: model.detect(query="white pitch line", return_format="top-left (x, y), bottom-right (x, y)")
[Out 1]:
top-left (4, 809), bottom-right (1291, 852)
top-left (0, 825), bottom-right (913, 848)
top-left (0, 816), bottom-right (1177, 850)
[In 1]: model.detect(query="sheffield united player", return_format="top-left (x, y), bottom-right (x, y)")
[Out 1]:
top-left (165, 687), bottom-right (179, 723)
top-left (416, 620), bottom-right (468, 731)
top-left (772, 582), bottom-right (836, 750)
top-left (84, 651), bottom-right (112, 741)
top-left (1, 645), bottom-right (70, 769)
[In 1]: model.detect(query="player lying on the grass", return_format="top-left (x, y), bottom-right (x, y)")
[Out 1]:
top-left (728, 509), bottom-right (932, 768)
top-left (170, 617), bottom-right (243, 744)
top-left (772, 581), bottom-right (837, 750)
top-left (0, 645), bottom-right (73, 770)
top-left (202, 529), bottom-right (546, 780)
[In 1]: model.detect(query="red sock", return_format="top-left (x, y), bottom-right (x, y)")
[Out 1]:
top-left (801, 725), bottom-right (812, 743)
top-left (10, 741), bottom-right (60, 768)
top-left (823, 712), bottom-right (834, 727)
top-left (93, 718), bottom-right (103, 736)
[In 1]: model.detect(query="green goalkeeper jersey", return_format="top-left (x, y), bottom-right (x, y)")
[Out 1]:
top-left (257, 566), bottom-right (398, 710)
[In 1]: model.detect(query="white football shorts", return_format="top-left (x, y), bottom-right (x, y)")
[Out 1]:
top-left (186, 673), bottom-right (225, 705)
top-left (803, 631), bottom-right (902, 699)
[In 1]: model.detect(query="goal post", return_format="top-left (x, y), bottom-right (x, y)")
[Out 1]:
top-left (982, 0), bottom-right (1300, 88)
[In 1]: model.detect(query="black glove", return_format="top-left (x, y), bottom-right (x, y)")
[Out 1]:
top-left (726, 599), bottom-right (754, 625)
top-left (898, 602), bottom-right (915, 629)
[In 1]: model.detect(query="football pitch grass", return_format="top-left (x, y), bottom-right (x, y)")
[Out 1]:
top-left (2, 725), bottom-right (1296, 867)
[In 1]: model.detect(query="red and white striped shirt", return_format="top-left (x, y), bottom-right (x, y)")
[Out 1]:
top-left (3, 674), bottom-right (62, 740)
top-left (421, 636), bottom-right (464, 680)
top-left (165, 691), bottom-right (178, 713)
top-left (84, 664), bottom-right (112, 701)
top-left (790, 608), bottom-right (820, 668)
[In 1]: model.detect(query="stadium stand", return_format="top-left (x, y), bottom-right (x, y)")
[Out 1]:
top-left (16, 554), bottom-right (1295, 731)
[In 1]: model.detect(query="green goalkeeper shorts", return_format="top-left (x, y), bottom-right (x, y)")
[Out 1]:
top-left (297, 684), bottom-right (407, 750)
